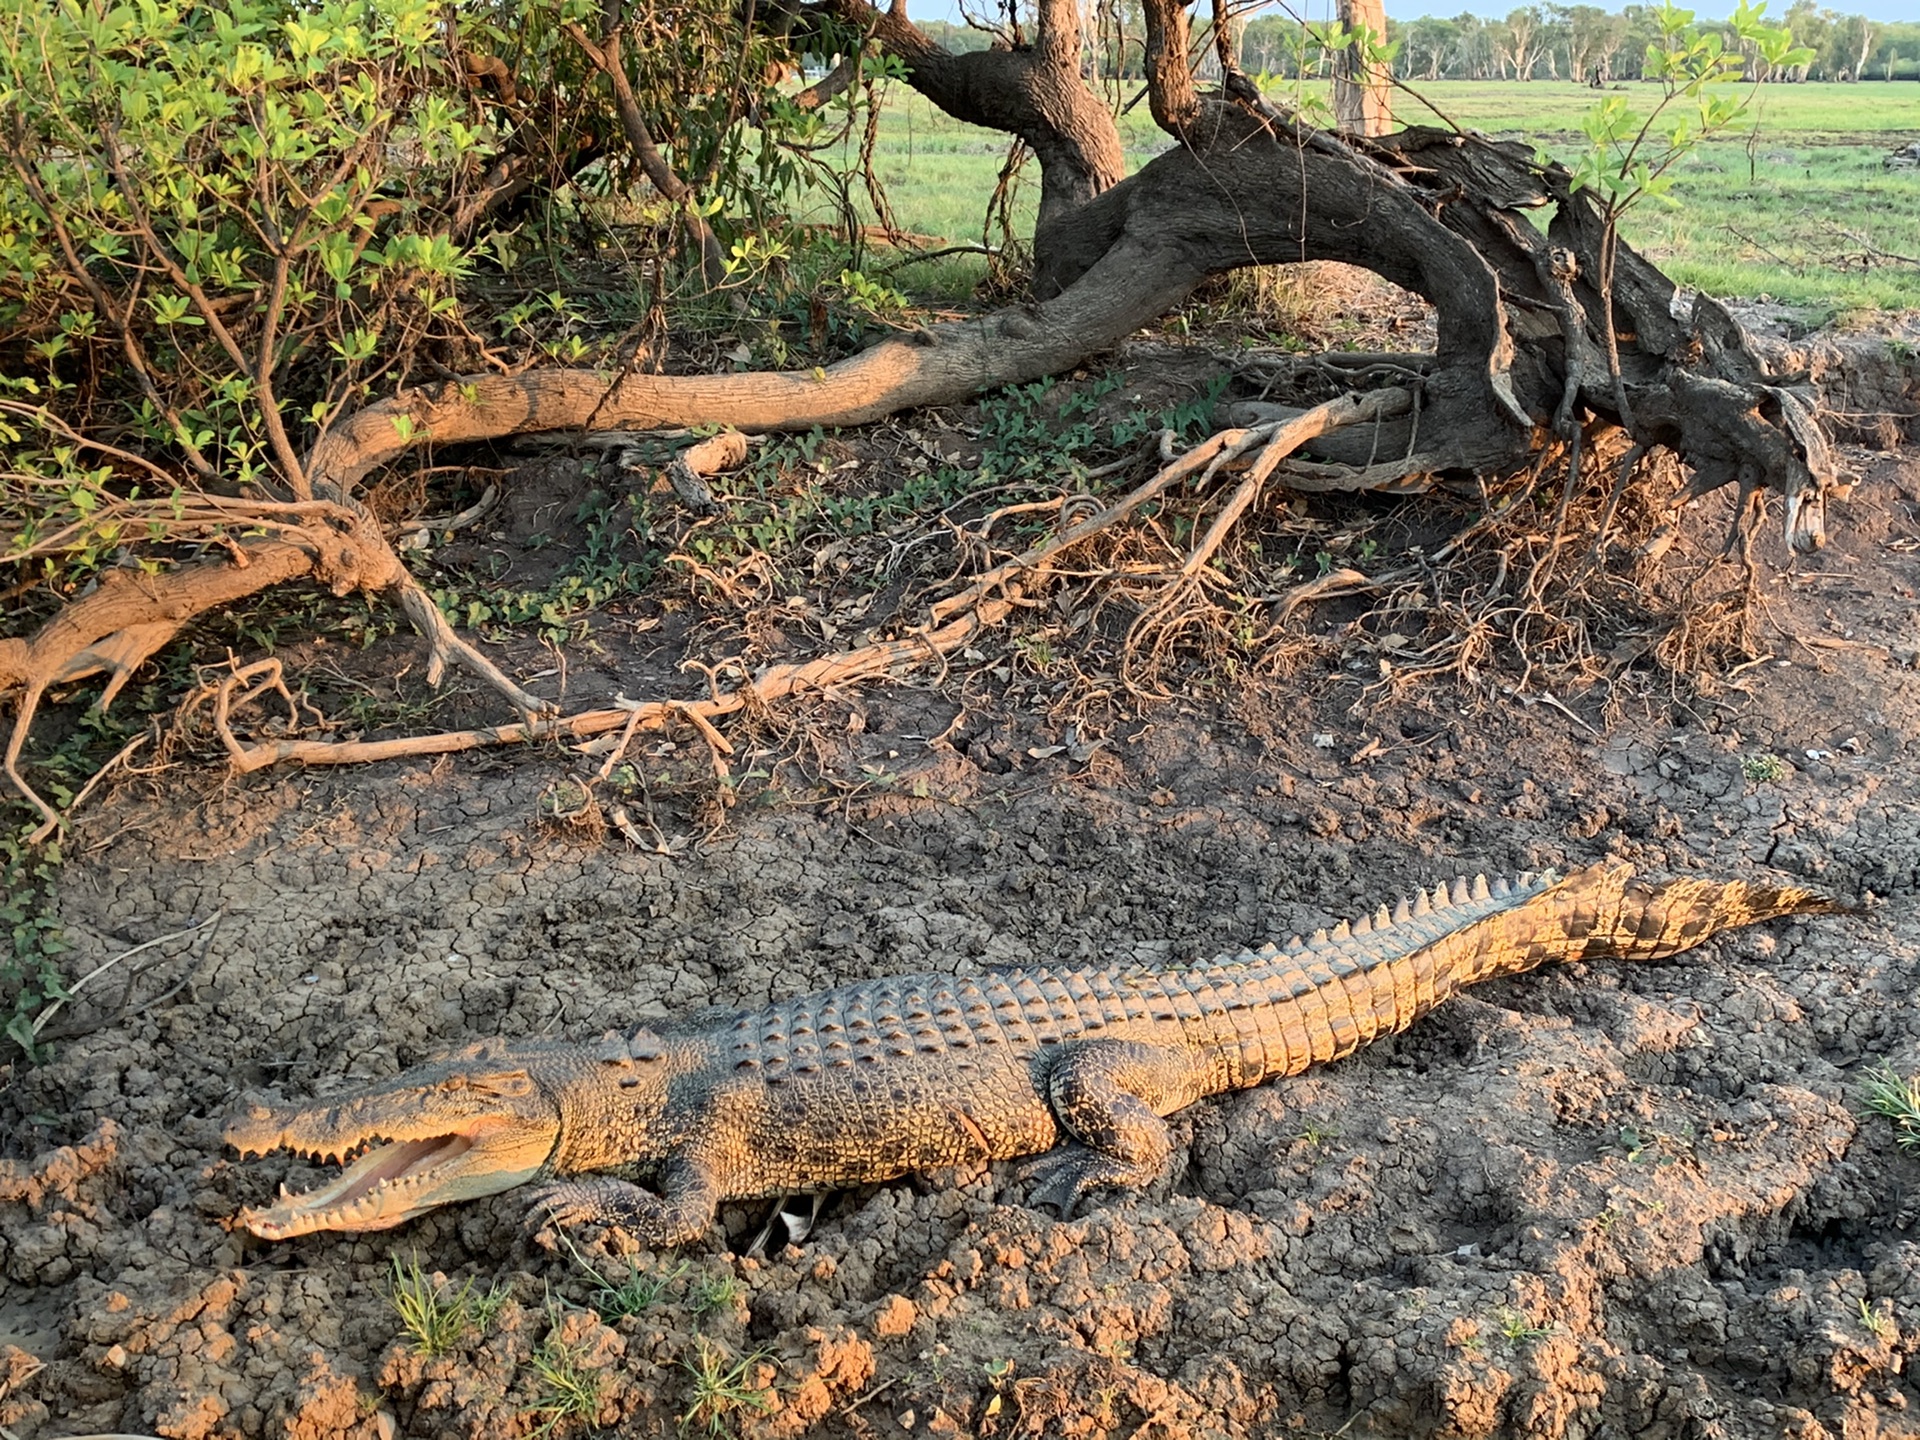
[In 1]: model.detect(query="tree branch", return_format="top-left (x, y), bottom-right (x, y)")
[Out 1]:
top-left (1140, 0), bottom-right (1200, 138)
top-left (800, 0), bottom-right (1125, 225)
top-left (562, 21), bottom-right (729, 287)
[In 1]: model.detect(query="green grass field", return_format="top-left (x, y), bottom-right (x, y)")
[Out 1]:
top-left (802, 81), bottom-right (1920, 314)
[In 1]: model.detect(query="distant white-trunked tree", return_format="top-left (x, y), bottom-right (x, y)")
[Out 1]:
top-left (1334, 0), bottom-right (1392, 136)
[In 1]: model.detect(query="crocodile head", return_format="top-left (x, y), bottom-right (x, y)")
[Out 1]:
top-left (226, 1036), bottom-right (576, 1239)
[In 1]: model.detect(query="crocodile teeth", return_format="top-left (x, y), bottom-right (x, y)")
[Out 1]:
top-left (1471, 874), bottom-right (1491, 901)
top-left (1375, 904), bottom-right (1393, 930)
top-left (1330, 920), bottom-right (1351, 941)
top-left (1311, 928), bottom-right (1329, 946)
top-left (1450, 877), bottom-right (1471, 904)
top-left (1392, 897), bottom-right (1411, 924)
top-left (1492, 876), bottom-right (1511, 897)
top-left (1352, 913), bottom-right (1373, 936)
top-left (1412, 889), bottom-right (1432, 918)
top-left (1432, 883), bottom-right (1450, 910)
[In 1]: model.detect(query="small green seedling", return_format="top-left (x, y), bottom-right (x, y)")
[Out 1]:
top-left (1494, 1306), bottom-right (1555, 1346)
top-left (1858, 1297), bottom-right (1896, 1342)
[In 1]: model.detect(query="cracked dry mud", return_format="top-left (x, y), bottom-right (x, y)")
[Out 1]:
top-left (3, 457), bottom-right (1920, 1440)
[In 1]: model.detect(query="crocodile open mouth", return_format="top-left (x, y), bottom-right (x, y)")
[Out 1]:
top-left (239, 1133), bottom-right (475, 1239)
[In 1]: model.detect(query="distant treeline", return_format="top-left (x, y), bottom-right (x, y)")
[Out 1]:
top-left (917, 3), bottom-right (1919, 82)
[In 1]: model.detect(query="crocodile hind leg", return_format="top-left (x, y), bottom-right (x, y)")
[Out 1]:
top-left (1025, 1038), bottom-right (1211, 1216)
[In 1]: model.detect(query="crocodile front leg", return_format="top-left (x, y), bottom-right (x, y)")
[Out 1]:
top-left (527, 1154), bottom-right (723, 1248)
top-left (1025, 1038), bottom-right (1211, 1216)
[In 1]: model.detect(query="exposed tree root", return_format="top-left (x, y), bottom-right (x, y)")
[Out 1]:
top-left (207, 591), bottom-right (1021, 772)
top-left (0, 495), bottom-right (547, 835)
top-left (6, 92), bottom-right (1850, 818)
top-left (304, 245), bottom-right (1200, 489)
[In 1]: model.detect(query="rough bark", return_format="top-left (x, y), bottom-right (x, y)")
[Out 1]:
top-left (309, 236), bottom-right (1196, 486)
top-left (1139, 0), bottom-right (1201, 138)
top-left (1333, 0), bottom-right (1393, 137)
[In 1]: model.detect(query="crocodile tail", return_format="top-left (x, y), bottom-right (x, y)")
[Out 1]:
top-left (1594, 874), bottom-right (1844, 962)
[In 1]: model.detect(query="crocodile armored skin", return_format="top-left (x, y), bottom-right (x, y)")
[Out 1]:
top-left (226, 862), bottom-right (1837, 1244)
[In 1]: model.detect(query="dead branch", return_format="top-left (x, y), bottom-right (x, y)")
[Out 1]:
top-left (27, 913), bottom-right (220, 1042)
top-left (930, 389), bottom-right (1410, 628)
top-left (563, 21), bottom-right (728, 285)
top-left (0, 530), bottom-right (384, 829)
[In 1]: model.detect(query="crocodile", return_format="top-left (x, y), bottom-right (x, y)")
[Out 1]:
top-left (226, 862), bottom-right (1837, 1245)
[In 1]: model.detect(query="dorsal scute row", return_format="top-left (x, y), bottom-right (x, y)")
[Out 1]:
top-left (1174, 871), bottom-right (1553, 974)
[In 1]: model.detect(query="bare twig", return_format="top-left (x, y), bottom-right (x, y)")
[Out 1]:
top-left (211, 595), bottom-right (1022, 772)
top-left (1721, 224), bottom-right (1802, 274)
top-left (29, 912), bottom-right (220, 1039)
top-left (27, 732), bottom-right (148, 847)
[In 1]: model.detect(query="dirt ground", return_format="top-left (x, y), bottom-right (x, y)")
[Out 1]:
top-left (2, 415), bottom-right (1919, 1439)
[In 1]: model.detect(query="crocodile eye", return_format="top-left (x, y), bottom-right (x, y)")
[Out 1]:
top-left (473, 1070), bottom-right (532, 1098)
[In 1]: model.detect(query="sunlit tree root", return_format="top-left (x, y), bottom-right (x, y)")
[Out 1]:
top-left (2, 414), bottom-right (763, 829)
top-left (210, 590), bottom-right (1018, 772)
top-left (0, 498), bottom-right (547, 837)
top-left (307, 120), bottom-right (1836, 568)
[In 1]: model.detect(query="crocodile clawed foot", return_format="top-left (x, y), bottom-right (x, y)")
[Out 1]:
top-left (525, 1181), bottom-right (613, 1251)
top-left (524, 1177), bottom-right (711, 1251)
top-left (1020, 1145), bottom-right (1142, 1218)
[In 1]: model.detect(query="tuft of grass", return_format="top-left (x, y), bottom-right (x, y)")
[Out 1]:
top-left (1740, 753), bottom-right (1788, 784)
top-left (527, 1320), bottom-right (606, 1439)
top-left (690, 1271), bottom-right (746, 1319)
top-left (597, 1259), bottom-right (688, 1322)
top-left (1859, 1063), bottom-right (1920, 1151)
top-left (557, 1228), bottom-right (689, 1323)
top-left (679, 1337), bottom-right (773, 1438)
top-left (1494, 1306), bottom-right (1555, 1347)
top-left (389, 1256), bottom-right (510, 1358)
